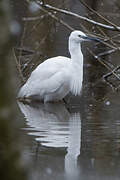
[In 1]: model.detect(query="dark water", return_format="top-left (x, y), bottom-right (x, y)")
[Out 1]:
top-left (1, 0), bottom-right (120, 180)
top-left (17, 89), bottom-right (120, 180)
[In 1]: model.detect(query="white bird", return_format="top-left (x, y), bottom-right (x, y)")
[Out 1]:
top-left (18, 30), bottom-right (100, 103)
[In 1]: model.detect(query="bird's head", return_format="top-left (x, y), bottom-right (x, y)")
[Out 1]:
top-left (69, 30), bottom-right (101, 43)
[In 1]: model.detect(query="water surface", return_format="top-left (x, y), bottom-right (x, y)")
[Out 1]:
top-left (17, 89), bottom-right (120, 180)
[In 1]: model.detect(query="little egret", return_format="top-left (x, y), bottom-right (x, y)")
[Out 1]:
top-left (18, 30), bottom-right (100, 103)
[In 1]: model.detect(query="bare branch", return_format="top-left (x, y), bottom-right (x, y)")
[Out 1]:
top-left (23, 15), bottom-right (46, 21)
top-left (34, 1), bottom-right (120, 51)
top-left (39, 2), bottom-right (120, 31)
top-left (97, 49), bottom-right (117, 57)
top-left (79, 0), bottom-right (120, 31)
top-left (13, 48), bottom-right (25, 84)
top-left (38, 5), bottom-right (74, 31)
top-left (87, 48), bottom-right (120, 81)
top-left (21, 0), bottom-right (120, 90)
top-left (103, 65), bottom-right (120, 79)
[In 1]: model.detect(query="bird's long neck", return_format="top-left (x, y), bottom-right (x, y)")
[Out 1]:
top-left (69, 38), bottom-right (83, 96)
top-left (69, 39), bottom-right (83, 67)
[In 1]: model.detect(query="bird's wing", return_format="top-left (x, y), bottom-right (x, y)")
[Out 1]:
top-left (24, 56), bottom-right (71, 96)
top-left (29, 56), bottom-right (70, 81)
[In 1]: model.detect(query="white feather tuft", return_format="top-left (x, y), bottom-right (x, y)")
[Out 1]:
top-left (70, 78), bottom-right (82, 96)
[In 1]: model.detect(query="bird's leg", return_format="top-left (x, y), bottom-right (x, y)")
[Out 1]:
top-left (17, 96), bottom-right (32, 105)
top-left (63, 98), bottom-right (67, 104)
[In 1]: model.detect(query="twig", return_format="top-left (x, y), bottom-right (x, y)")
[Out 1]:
top-left (35, 1), bottom-right (120, 50)
top-left (13, 48), bottom-right (25, 84)
top-left (18, 22), bottom-right (26, 65)
top-left (22, 15), bottom-right (46, 21)
top-left (97, 49), bottom-right (116, 57)
top-left (24, 20), bottom-right (43, 40)
top-left (94, 26), bottom-right (120, 52)
top-left (38, 5), bottom-right (74, 31)
top-left (79, 0), bottom-right (120, 31)
top-left (25, 0), bottom-right (74, 31)
top-left (115, 83), bottom-right (120, 90)
top-left (103, 65), bottom-right (120, 90)
top-left (23, 0), bottom-right (120, 89)
top-left (87, 48), bottom-right (120, 81)
top-left (96, 26), bottom-right (120, 53)
top-left (103, 65), bottom-right (120, 79)
top-left (96, 39), bottom-right (117, 50)
top-left (28, 0), bottom-right (120, 53)
top-left (22, 32), bottom-right (49, 71)
top-left (40, 2), bottom-right (120, 31)
top-left (14, 47), bottom-right (35, 55)
top-left (103, 77), bottom-right (116, 90)
top-left (97, 26), bottom-right (108, 38)
top-left (78, 23), bottom-right (90, 34)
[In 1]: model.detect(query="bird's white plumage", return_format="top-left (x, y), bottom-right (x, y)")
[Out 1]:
top-left (18, 30), bottom-right (87, 102)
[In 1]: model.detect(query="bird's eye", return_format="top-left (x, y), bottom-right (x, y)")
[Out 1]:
top-left (78, 35), bottom-right (81, 38)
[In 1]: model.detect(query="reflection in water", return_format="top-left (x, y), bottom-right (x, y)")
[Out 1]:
top-left (18, 101), bottom-right (81, 179)
top-left (65, 113), bottom-right (81, 180)
top-left (17, 94), bottom-right (120, 180)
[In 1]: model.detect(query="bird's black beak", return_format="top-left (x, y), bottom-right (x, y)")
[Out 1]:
top-left (81, 35), bottom-right (102, 42)
top-left (86, 36), bottom-right (102, 42)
